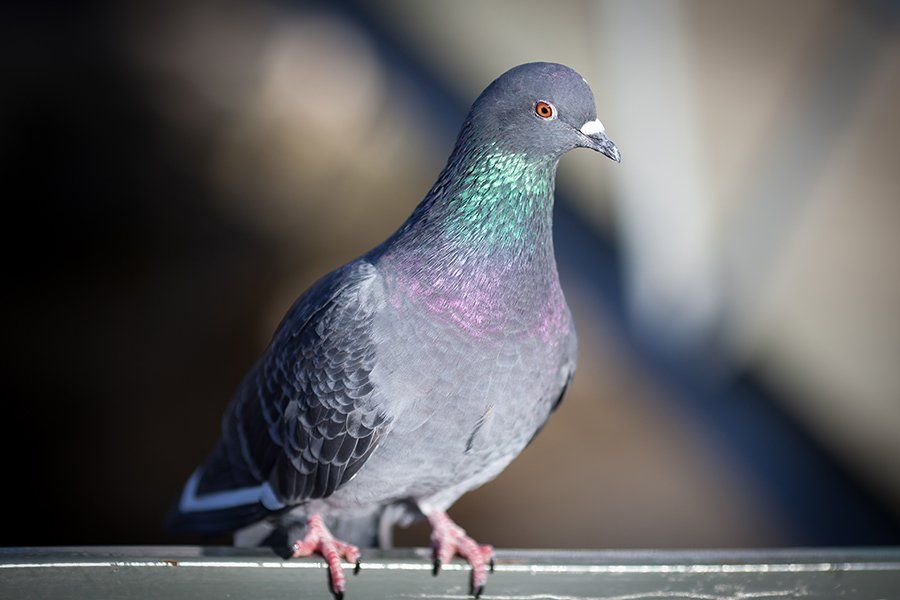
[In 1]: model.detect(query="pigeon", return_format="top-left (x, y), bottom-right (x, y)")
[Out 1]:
top-left (168, 62), bottom-right (620, 598)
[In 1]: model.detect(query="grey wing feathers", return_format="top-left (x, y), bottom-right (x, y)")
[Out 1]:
top-left (200, 261), bottom-right (389, 506)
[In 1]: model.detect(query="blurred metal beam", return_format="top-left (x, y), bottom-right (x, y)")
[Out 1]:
top-left (595, 0), bottom-right (720, 348)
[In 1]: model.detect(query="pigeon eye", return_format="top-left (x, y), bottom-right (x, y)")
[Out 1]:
top-left (534, 101), bottom-right (556, 120)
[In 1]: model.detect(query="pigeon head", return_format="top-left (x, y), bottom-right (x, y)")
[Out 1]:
top-left (382, 62), bottom-right (619, 260)
top-left (465, 62), bottom-right (620, 163)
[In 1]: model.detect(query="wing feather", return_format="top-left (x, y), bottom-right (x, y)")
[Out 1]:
top-left (174, 261), bottom-right (390, 533)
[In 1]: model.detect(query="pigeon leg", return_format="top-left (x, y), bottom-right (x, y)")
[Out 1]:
top-left (291, 514), bottom-right (361, 599)
top-left (427, 511), bottom-right (494, 598)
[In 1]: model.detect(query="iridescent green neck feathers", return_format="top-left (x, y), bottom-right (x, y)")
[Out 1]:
top-left (440, 144), bottom-right (555, 249)
top-left (388, 142), bottom-right (557, 256)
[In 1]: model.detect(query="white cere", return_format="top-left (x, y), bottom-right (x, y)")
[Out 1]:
top-left (580, 119), bottom-right (605, 135)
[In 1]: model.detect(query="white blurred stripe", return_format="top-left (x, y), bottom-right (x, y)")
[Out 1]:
top-left (595, 0), bottom-right (719, 345)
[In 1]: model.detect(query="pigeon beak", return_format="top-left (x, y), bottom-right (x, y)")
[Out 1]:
top-left (585, 131), bottom-right (621, 163)
top-left (578, 119), bottom-right (621, 163)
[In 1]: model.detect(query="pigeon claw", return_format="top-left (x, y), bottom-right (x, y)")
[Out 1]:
top-left (427, 511), bottom-right (494, 597)
top-left (291, 514), bottom-right (361, 598)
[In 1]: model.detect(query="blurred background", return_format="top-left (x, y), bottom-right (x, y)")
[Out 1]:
top-left (2, 0), bottom-right (900, 549)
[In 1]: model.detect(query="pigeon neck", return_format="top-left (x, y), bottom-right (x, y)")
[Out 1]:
top-left (389, 142), bottom-right (558, 259)
top-left (375, 142), bottom-right (566, 337)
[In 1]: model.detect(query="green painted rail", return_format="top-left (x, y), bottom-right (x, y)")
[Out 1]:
top-left (1, 546), bottom-right (899, 599)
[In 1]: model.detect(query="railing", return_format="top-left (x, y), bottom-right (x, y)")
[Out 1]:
top-left (2, 546), bottom-right (899, 599)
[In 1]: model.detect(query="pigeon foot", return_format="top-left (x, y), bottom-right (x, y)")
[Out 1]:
top-left (292, 514), bottom-right (361, 599)
top-left (428, 511), bottom-right (494, 598)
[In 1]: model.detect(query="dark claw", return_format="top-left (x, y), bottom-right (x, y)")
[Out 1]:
top-left (432, 558), bottom-right (441, 576)
top-left (489, 557), bottom-right (495, 573)
top-left (354, 559), bottom-right (361, 575)
top-left (334, 592), bottom-right (343, 600)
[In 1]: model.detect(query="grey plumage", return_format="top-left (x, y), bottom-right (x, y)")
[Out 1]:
top-left (168, 62), bottom-right (619, 549)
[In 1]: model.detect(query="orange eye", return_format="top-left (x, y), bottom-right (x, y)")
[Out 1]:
top-left (534, 101), bottom-right (555, 119)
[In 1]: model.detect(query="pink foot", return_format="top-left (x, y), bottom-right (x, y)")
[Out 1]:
top-left (428, 511), bottom-right (494, 598)
top-left (292, 514), bottom-right (361, 599)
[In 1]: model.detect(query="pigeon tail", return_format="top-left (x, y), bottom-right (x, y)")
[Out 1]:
top-left (165, 494), bottom-right (270, 536)
top-left (166, 445), bottom-right (283, 535)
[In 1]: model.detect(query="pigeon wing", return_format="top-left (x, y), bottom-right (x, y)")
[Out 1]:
top-left (180, 261), bottom-right (389, 528)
